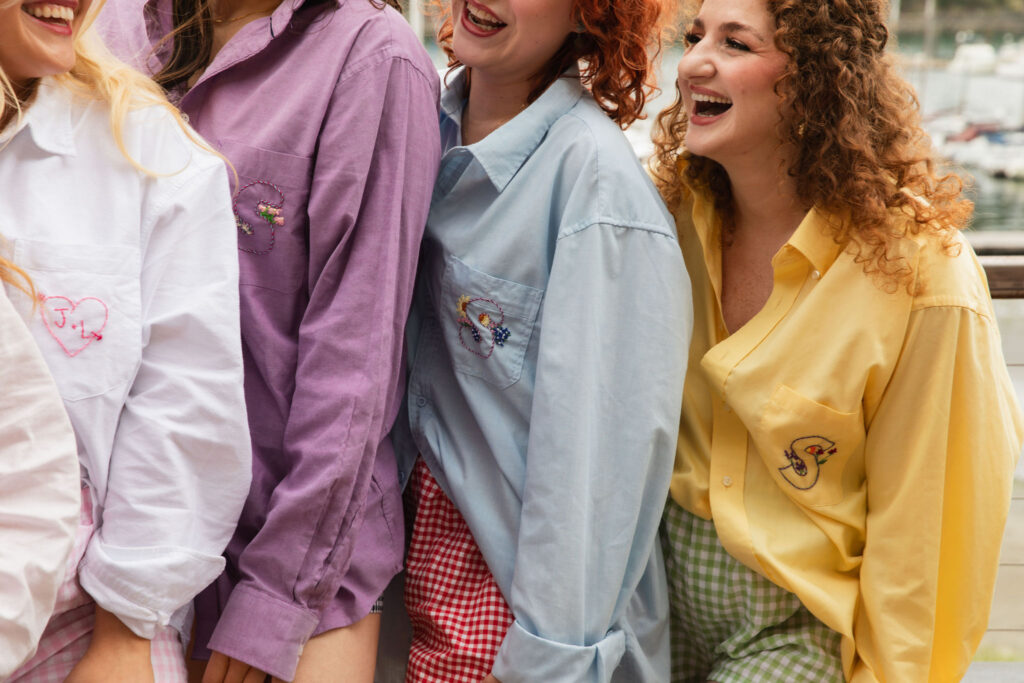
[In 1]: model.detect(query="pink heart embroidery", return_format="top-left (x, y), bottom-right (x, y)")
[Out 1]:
top-left (39, 295), bottom-right (109, 358)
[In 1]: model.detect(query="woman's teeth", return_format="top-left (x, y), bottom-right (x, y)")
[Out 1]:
top-left (23, 3), bottom-right (75, 22)
top-left (466, 4), bottom-right (504, 29)
top-left (692, 92), bottom-right (733, 117)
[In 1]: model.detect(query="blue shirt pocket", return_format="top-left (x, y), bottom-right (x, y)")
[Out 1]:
top-left (439, 254), bottom-right (543, 390)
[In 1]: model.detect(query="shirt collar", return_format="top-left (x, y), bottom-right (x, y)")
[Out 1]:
top-left (786, 206), bottom-right (843, 275)
top-left (687, 184), bottom-right (842, 276)
top-left (144, 0), bottom-right (342, 56)
top-left (0, 79), bottom-right (78, 157)
top-left (441, 66), bottom-right (584, 192)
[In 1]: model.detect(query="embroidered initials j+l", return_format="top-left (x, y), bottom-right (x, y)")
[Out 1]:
top-left (39, 294), bottom-right (109, 358)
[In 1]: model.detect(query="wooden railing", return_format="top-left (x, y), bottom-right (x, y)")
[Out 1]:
top-left (972, 231), bottom-right (1024, 299)
top-left (967, 231), bottom-right (1024, 677)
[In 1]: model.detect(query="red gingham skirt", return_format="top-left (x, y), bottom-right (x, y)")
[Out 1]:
top-left (10, 487), bottom-right (187, 683)
top-left (404, 459), bottom-right (514, 683)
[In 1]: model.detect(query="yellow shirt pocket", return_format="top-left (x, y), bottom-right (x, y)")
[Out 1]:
top-left (753, 384), bottom-right (865, 508)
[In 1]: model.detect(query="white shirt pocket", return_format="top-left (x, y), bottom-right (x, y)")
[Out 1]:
top-left (10, 239), bottom-right (142, 402)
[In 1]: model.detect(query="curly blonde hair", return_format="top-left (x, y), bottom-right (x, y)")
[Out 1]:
top-left (430, 0), bottom-right (670, 128)
top-left (650, 0), bottom-right (972, 289)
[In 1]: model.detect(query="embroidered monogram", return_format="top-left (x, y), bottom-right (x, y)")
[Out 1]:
top-left (39, 294), bottom-right (109, 358)
top-left (456, 294), bottom-right (511, 358)
top-left (778, 436), bottom-right (838, 490)
top-left (234, 180), bottom-right (285, 255)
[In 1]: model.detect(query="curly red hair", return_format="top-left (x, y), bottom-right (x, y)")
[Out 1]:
top-left (650, 0), bottom-right (972, 290)
top-left (431, 0), bottom-right (670, 127)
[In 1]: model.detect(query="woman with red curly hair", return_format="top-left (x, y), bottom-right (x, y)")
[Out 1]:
top-left (650, 0), bottom-right (1023, 679)
top-left (391, 0), bottom-right (691, 681)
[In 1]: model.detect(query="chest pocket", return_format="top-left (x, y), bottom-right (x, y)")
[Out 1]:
top-left (751, 384), bottom-right (865, 508)
top-left (439, 254), bottom-right (543, 389)
top-left (218, 139), bottom-right (313, 294)
top-left (8, 239), bottom-right (142, 402)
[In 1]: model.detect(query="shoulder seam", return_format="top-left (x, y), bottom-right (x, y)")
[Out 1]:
top-left (557, 219), bottom-right (678, 241)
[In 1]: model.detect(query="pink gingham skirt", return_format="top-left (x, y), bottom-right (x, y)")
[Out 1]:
top-left (9, 487), bottom-right (187, 682)
top-left (404, 459), bottom-right (514, 683)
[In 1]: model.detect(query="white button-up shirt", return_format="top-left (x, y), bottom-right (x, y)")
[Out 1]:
top-left (0, 80), bottom-right (252, 638)
top-left (0, 286), bottom-right (80, 676)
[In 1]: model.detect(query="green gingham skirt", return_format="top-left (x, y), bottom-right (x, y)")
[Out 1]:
top-left (659, 500), bottom-right (843, 683)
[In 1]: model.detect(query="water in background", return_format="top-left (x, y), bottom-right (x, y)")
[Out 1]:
top-left (426, 40), bottom-right (1024, 231)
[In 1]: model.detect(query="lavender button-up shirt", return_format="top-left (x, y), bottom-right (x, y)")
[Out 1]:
top-left (99, 0), bottom-right (440, 677)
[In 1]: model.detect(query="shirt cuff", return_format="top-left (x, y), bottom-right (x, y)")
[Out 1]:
top-left (206, 583), bottom-right (320, 681)
top-left (491, 619), bottom-right (627, 683)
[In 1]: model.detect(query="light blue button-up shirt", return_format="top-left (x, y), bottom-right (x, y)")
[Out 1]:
top-left (394, 67), bottom-right (692, 682)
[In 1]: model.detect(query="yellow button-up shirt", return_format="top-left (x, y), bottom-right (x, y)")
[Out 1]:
top-left (671, 189), bottom-right (1024, 682)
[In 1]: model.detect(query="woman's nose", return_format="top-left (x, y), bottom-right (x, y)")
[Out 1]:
top-left (677, 43), bottom-right (715, 82)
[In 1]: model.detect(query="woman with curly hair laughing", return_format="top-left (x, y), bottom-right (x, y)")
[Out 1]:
top-left (649, 0), bottom-right (1023, 680)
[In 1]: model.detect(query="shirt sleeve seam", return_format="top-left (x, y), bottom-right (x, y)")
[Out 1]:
top-left (910, 297), bottom-right (992, 320)
top-left (336, 43), bottom-right (437, 92)
top-left (557, 219), bottom-right (679, 241)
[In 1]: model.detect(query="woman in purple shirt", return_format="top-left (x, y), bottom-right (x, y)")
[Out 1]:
top-left (98, 0), bottom-right (441, 680)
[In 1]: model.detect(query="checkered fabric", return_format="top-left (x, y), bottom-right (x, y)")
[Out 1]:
top-left (10, 489), bottom-right (187, 683)
top-left (404, 458), bottom-right (514, 683)
top-left (659, 499), bottom-right (843, 683)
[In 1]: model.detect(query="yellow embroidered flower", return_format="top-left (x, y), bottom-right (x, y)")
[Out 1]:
top-left (457, 295), bottom-right (471, 317)
top-left (478, 313), bottom-right (491, 327)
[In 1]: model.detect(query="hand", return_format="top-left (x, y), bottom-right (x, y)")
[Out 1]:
top-left (65, 605), bottom-right (154, 683)
top-left (482, 676), bottom-right (502, 683)
top-left (202, 651), bottom-right (268, 683)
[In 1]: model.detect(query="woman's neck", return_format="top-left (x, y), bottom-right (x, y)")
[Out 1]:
top-left (204, 0), bottom-right (282, 65)
top-left (0, 80), bottom-right (39, 133)
top-left (725, 156), bottom-right (807, 243)
top-left (461, 70), bottom-right (531, 145)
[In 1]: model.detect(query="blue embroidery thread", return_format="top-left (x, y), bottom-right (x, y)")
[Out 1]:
top-left (456, 294), bottom-right (511, 359)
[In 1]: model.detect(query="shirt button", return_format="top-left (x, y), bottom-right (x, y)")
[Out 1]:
top-left (811, 269), bottom-right (821, 280)
top-left (181, 113), bottom-right (190, 123)
top-left (416, 396), bottom-right (427, 407)
top-left (722, 476), bottom-right (734, 487)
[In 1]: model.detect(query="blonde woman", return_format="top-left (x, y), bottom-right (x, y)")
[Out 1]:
top-left (0, 1), bottom-right (251, 680)
top-left (0, 260), bottom-right (80, 676)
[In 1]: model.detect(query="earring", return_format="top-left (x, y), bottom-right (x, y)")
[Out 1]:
top-left (796, 121), bottom-right (807, 138)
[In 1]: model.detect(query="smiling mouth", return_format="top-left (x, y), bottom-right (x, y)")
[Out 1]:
top-left (692, 92), bottom-right (732, 118)
top-left (22, 3), bottom-right (76, 26)
top-left (465, 2), bottom-right (505, 31)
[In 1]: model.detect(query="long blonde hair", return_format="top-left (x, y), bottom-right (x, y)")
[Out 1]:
top-left (1, 0), bottom-right (206, 168)
top-left (1, 0), bottom-right (221, 299)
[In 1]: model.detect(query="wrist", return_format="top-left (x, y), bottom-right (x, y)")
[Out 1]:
top-left (90, 605), bottom-right (150, 653)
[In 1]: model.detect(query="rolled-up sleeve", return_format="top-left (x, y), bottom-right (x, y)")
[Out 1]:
top-left (0, 288), bottom-right (80, 676)
top-left (851, 302), bottom-right (1024, 682)
top-left (206, 54), bottom-right (439, 679)
top-left (492, 222), bottom-right (690, 682)
top-left (78, 151), bottom-right (252, 638)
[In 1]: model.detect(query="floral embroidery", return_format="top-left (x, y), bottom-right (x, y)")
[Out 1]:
top-left (456, 295), bottom-right (511, 358)
top-left (778, 436), bottom-right (837, 490)
top-left (38, 294), bottom-right (109, 358)
top-left (234, 180), bottom-right (285, 255)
